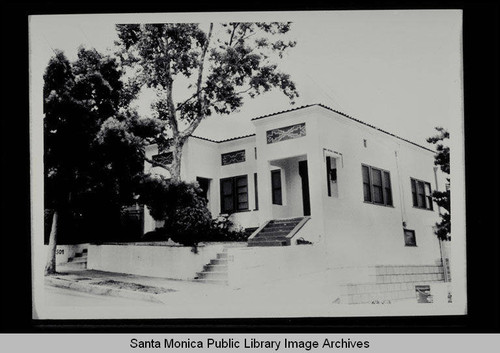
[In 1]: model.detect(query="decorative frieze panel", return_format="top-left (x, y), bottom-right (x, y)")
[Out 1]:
top-left (266, 123), bottom-right (306, 144)
top-left (152, 151), bottom-right (173, 165)
top-left (221, 150), bottom-right (246, 166)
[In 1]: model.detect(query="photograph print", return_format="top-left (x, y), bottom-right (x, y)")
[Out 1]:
top-left (29, 10), bottom-right (466, 320)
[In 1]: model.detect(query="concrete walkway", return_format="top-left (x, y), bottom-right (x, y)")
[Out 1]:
top-left (45, 269), bottom-right (229, 304)
top-left (44, 267), bottom-right (342, 318)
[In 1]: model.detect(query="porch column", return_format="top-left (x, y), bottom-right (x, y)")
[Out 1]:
top-left (256, 160), bottom-right (273, 225)
top-left (307, 148), bottom-right (326, 229)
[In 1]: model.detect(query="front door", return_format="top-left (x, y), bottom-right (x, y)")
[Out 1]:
top-left (298, 160), bottom-right (311, 216)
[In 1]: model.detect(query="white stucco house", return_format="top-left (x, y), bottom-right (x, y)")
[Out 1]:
top-left (89, 103), bottom-right (451, 304)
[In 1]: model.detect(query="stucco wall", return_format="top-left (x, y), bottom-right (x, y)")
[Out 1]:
top-left (142, 105), bottom-right (444, 270)
top-left (44, 243), bottom-right (88, 265)
top-left (226, 244), bottom-right (328, 288)
top-left (87, 243), bottom-right (227, 280)
top-left (312, 107), bottom-right (442, 267)
top-left (217, 137), bottom-right (260, 229)
top-left (144, 136), bottom-right (262, 231)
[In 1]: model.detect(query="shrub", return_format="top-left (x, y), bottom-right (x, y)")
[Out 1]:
top-left (138, 175), bottom-right (212, 248)
top-left (206, 214), bottom-right (248, 242)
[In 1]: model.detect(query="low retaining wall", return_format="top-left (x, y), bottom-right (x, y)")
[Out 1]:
top-left (226, 245), bottom-right (328, 288)
top-left (334, 264), bottom-right (447, 304)
top-left (44, 243), bottom-right (89, 265)
top-left (87, 242), bottom-right (236, 280)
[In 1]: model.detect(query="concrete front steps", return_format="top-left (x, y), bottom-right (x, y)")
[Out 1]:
top-left (194, 249), bottom-right (230, 285)
top-left (59, 249), bottom-right (88, 271)
top-left (247, 217), bottom-right (306, 247)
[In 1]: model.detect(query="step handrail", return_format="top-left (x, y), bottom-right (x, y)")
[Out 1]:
top-left (247, 219), bottom-right (272, 241)
top-left (285, 216), bottom-right (311, 239)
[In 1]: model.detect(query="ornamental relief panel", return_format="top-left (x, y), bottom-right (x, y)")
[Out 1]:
top-left (266, 123), bottom-right (306, 144)
top-left (221, 150), bottom-right (246, 166)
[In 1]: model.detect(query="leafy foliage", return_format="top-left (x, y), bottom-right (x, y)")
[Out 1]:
top-left (43, 47), bottom-right (150, 244)
top-left (139, 177), bottom-right (248, 246)
top-left (427, 127), bottom-right (451, 241)
top-left (206, 215), bottom-right (248, 242)
top-left (426, 127), bottom-right (450, 174)
top-left (138, 176), bottom-right (212, 247)
top-left (114, 22), bottom-right (299, 179)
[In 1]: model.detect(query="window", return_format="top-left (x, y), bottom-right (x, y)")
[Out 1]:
top-left (361, 164), bottom-right (393, 206)
top-left (326, 156), bottom-right (338, 197)
top-left (220, 175), bottom-right (248, 213)
top-left (271, 169), bottom-right (282, 205)
top-left (411, 178), bottom-right (433, 210)
top-left (404, 229), bottom-right (417, 247)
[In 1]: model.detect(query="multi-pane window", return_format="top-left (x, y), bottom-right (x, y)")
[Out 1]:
top-left (271, 169), bottom-right (282, 205)
top-left (411, 178), bottom-right (433, 210)
top-left (362, 164), bottom-right (393, 206)
top-left (220, 175), bottom-right (248, 213)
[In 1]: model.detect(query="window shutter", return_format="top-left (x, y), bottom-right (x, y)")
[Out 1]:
top-left (220, 178), bottom-right (234, 213)
top-left (362, 165), bottom-right (372, 202)
top-left (326, 156), bottom-right (332, 197)
top-left (372, 168), bottom-right (384, 204)
top-left (271, 170), bottom-right (282, 205)
top-left (383, 171), bottom-right (393, 206)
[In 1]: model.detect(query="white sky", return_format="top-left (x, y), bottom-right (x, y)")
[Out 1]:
top-left (29, 10), bottom-right (463, 146)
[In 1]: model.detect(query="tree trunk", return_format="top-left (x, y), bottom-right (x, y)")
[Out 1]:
top-left (169, 141), bottom-right (184, 182)
top-left (44, 210), bottom-right (59, 275)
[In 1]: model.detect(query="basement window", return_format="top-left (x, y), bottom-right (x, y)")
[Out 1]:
top-left (403, 229), bottom-right (417, 247)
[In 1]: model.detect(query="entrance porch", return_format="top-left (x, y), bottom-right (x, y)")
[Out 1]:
top-left (267, 154), bottom-right (311, 220)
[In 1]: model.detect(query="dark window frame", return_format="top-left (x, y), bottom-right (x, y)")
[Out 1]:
top-left (411, 177), bottom-right (434, 210)
top-left (220, 175), bottom-right (249, 213)
top-left (271, 169), bottom-right (283, 205)
top-left (361, 164), bottom-right (393, 207)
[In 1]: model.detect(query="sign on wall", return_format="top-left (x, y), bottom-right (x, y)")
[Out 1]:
top-left (266, 122), bottom-right (306, 144)
top-left (221, 150), bottom-right (246, 165)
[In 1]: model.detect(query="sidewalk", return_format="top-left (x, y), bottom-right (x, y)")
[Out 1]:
top-left (45, 269), bottom-right (230, 304)
top-left (44, 267), bottom-right (341, 318)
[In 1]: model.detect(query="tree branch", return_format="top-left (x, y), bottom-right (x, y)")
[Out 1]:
top-left (144, 155), bottom-right (172, 173)
top-left (175, 86), bottom-right (209, 112)
top-left (162, 29), bottom-right (179, 135)
top-left (179, 23), bottom-right (213, 141)
top-left (229, 23), bottom-right (239, 46)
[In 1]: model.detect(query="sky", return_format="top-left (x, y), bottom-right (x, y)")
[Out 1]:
top-left (29, 10), bottom-right (463, 146)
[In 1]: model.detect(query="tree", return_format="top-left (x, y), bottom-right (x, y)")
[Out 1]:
top-left (43, 48), bottom-right (157, 274)
top-left (115, 22), bottom-right (299, 181)
top-left (427, 127), bottom-right (450, 241)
